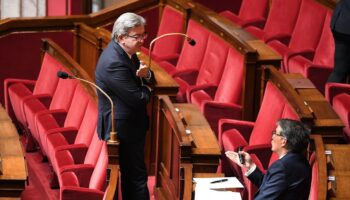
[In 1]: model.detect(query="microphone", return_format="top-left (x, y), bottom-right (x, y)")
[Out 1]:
top-left (147, 33), bottom-right (196, 68)
top-left (56, 71), bottom-right (118, 143)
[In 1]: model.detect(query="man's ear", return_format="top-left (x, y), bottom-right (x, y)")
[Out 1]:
top-left (281, 138), bottom-right (288, 147)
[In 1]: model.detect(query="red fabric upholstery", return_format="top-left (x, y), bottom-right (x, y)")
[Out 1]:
top-left (46, 100), bottom-right (97, 165)
top-left (308, 152), bottom-right (318, 200)
top-left (33, 84), bottom-right (90, 156)
top-left (246, 0), bottom-right (302, 44)
top-left (175, 33), bottom-right (229, 102)
top-left (60, 143), bottom-right (108, 200)
top-left (24, 76), bottom-right (77, 144)
top-left (190, 47), bottom-right (245, 134)
top-left (5, 53), bottom-right (62, 127)
top-left (286, 10), bottom-right (334, 93)
top-left (281, 0), bottom-right (327, 72)
top-left (141, 5), bottom-right (185, 65)
top-left (159, 19), bottom-right (210, 75)
top-left (220, 0), bottom-right (269, 29)
top-left (325, 82), bottom-right (350, 104)
top-left (219, 82), bottom-right (299, 178)
top-left (333, 94), bottom-right (350, 141)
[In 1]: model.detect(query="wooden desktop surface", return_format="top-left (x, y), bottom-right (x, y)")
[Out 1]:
top-left (0, 105), bottom-right (27, 198)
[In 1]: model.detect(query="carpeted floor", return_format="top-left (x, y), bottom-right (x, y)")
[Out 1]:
top-left (20, 137), bottom-right (59, 200)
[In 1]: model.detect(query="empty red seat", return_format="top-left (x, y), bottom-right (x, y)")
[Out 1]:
top-left (189, 47), bottom-right (245, 134)
top-left (142, 5), bottom-right (185, 65)
top-left (4, 53), bottom-right (62, 128)
top-left (23, 75), bottom-right (77, 149)
top-left (246, 0), bottom-right (302, 44)
top-left (286, 10), bottom-right (334, 93)
top-left (159, 19), bottom-right (210, 75)
top-left (60, 143), bottom-right (108, 200)
top-left (33, 84), bottom-right (90, 156)
top-left (220, 0), bottom-right (269, 29)
top-left (46, 99), bottom-right (97, 165)
top-left (174, 33), bottom-right (229, 102)
top-left (268, 0), bottom-right (327, 70)
top-left (219, 82), bottom-right (299, 179)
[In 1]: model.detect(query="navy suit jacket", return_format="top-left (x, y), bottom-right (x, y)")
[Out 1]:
top-left (248, 152), bottom-right (311, 200)
top-left (95, 40), bottom-right (154, 141)
top-left (331, 0), bottom-right (350, 34)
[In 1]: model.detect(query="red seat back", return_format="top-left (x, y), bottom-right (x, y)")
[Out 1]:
top-left (214, 47), bottom-right (245, 104)
top-left (288, 0), bottom-right (327, 54)
top-left (263, 0), bottom-right (302, 43)
top-left (74, 100), bottom-right (98, 146)
top-left (33, 53), bottom-right (62, 95)
top-left (89, 143), bottom-right (108, 190)
top-left (249, 82), bottom-right (299, 145)
top-left (238, 0), bottom-right (269, 26)
top-left (176, 19), bottom-right (210, 72)
top-left (196, 33), bottom-right (229, 86)
top-left (152, 5), bottom-right (185, 60)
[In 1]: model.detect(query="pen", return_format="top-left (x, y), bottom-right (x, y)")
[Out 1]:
top-left (210, 178), bottom-right (228, 184)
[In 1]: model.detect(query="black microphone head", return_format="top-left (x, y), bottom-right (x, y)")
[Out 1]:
top-left (188, 38), bottom-right (196, 46)
top-left (57, 71), bottom-right (70, 79)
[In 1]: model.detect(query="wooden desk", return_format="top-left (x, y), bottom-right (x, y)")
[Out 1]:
top-left (173, 103), bottom-right (221, 173)
top-left (0, 105), bottom-right (27, 198)
top-left (284, 74), bottom-right (344, 142)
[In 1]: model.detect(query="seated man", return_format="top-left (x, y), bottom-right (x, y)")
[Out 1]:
top-left (226, 119), bottom-right (311, 200)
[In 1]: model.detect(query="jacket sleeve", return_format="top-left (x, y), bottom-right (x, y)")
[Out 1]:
top-left (249, 162), bottom-right (287, 200)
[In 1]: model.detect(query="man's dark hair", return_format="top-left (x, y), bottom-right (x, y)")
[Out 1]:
top-left (277, 119), bottom-right (311, 153)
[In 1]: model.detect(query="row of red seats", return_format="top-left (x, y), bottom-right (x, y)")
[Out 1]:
top-left (4, 46), bottom-right (108, 200)
top-left (162, 19), bottom-right (246, 136)
top-left (221, 0), bottom-right (334, 94)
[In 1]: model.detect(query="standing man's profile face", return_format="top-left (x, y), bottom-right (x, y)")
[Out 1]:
top-left (119, 25), bottom-right (146, 55)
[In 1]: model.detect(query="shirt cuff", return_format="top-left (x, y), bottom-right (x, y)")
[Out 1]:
top-left (145, 70), bottom-right (152, 81)
top-left (245, 164), bottom-right (256, 177)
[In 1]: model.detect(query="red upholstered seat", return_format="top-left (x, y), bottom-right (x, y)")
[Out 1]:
top-left (220, 0), bottom-right (269, 29)
top-left (286, 10), bottom-right (334, 93)
top-left (60, 143), bottom-right (108, 200)
top-left (333, 94), bottom-right (350, 141)
top-left (4, 53), bottom-right (62, 128)
top-left (159, 19), bottom-right (210, 75)
top-left (308, 152), bottom-right (318, 200)
top-left (33, 84), bottom-right (90, 156)
top-left (190, 47), bottom-right (245, 134)
top-left (174, 33), bottom-right (229, 102)
top-left (268, 0), bottom-right (327, 69)
top-left (24, 76), bottom-right (77, 147)
top-left (141, 5), bottom-right (185, 65)
top-left (246, 0), bottom-right (302, 44)
top-left (219, 82), bottom-right (299, 179)
top-left (46, 100), bottom-right (97, 166)
top-left (325, 82), bottom-right (350, 105)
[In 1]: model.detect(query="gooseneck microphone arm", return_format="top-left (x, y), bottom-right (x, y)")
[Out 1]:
top-left (147, 33), bottom-right (196, 68)
top-left (57, 71), bottom-right (118, 143)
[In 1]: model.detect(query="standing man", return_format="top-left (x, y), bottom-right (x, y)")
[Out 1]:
top-left (328, 0), bottom-right (350, 83)
top-left (95, 12), bottom-right (154, 200)
top-left (226, 119), bottom-right (312, 200)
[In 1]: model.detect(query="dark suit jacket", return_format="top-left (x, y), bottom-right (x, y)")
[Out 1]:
top-left (248, 152), bottom-right (311, 200)
top-left (95, 40), bottom-right (154, 141)
top-left (331, 0), bottom-right (350, 34)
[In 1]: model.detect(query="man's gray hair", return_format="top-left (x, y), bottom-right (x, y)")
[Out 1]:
top-left (111, 12), bottom-right (146, 40)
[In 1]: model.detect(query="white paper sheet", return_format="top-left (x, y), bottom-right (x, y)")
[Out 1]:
top-left (194, 184), bottom-right (242, 200)
top-left (193, 177), bottom-right (244, 189)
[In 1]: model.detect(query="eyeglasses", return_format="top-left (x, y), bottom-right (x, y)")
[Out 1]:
top-left (126, 33), bottom-right (148, 41)
top-left (272, 130), bottom-right (285, 138)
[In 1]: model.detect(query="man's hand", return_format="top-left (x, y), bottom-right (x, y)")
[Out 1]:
top-left (225, 150), bottom-right (254, 170)
top-left (136, 60), bottom-right (150, 78)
